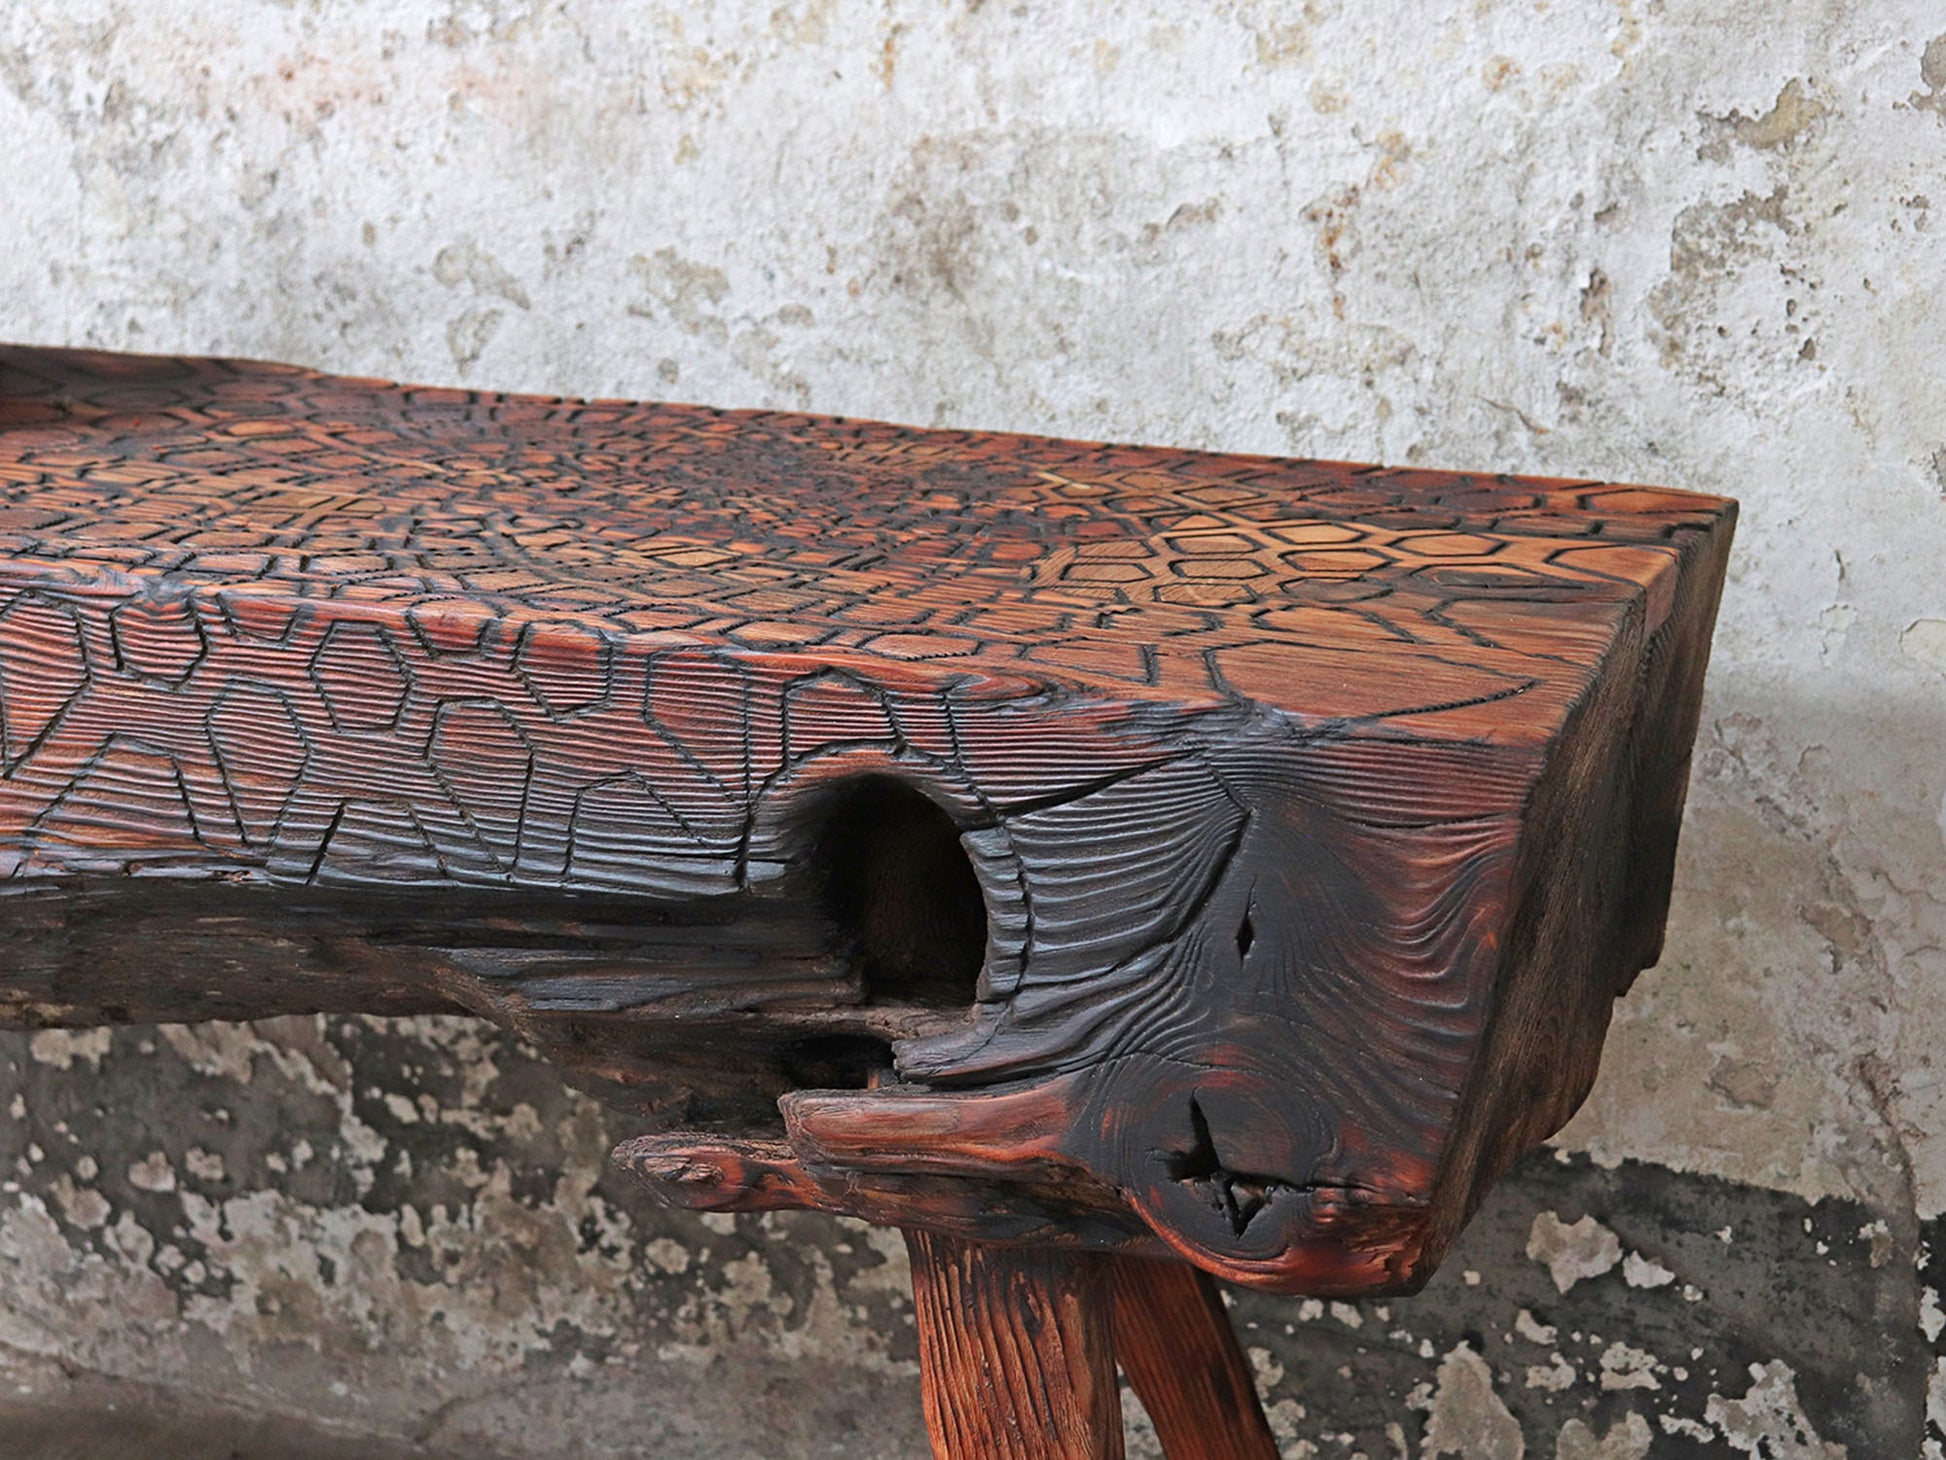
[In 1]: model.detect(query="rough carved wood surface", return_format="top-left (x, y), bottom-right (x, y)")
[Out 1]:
top-left (905, 1231), bottom-right (1124, 1460)
top-left (0, 345), bottom-right (1735, 1296)
top-left (1108, 1258), bottom-right (1279, 1460)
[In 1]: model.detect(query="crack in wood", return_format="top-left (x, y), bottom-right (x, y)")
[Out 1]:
top-left (1164, 1095), bottom-right (1293, 1238)
top-left (0, 344), bottom-right (1736, 1298)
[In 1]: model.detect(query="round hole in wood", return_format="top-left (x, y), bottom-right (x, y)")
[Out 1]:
top-left (798, 775), bottom-right (986, 1008)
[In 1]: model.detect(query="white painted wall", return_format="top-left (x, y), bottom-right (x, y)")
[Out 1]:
top-left (1, 1), bottom-right (1943, 1448)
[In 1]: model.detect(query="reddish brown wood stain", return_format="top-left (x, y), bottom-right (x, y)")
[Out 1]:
top-left (1109, 1257), bottom-right (1279, 1459)
top-left (0, 346), bottom-right (1735, 1305)
top-left (906, 1231), bottom-right (1124, 1460)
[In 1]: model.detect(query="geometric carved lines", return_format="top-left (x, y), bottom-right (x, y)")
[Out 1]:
top-left (0, 593), bottom-right (91, 770)
top-left (513, 620), bottom-right (611, 718)
top-left (0, 347), bottom-right (1729, 734)
top-left (0, 585), bottom-right (1205, 900)
top-left (995, 759), bottom-right (1248, 990)
top-left (566, 769), bottom-right (740, 898)
top-left (310, 796), bottom-right (448, 887)
top-left (781, 669), bottom-right (897, 761)
top-left (428, 700), bottom-right (534, 873)
top-left (206, 681), bottom-right (313, 851)
top-left (110, 594), bottom-right (208, 686)
top-left (645, 650), bottom-right (762, 796)
top-left (1210, 638), bottom-right (1537, 728)
top-left (29, 734), bottom-right (206, 860)
top-left (310, 620), bottom-right (410, 733)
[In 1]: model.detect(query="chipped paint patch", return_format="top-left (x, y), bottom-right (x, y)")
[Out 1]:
top-left (1598, 1341), bottom-right (1663, 1391)
top-left (1527, 1212), bottom-right (1622, 1293)
top-left (1706, 1361), bottom-right (1847, 1457)
top-left (1555, 1412), bottom-right (1652, 1460)
top-left (1701, 78), bottom-right (1827, 154)
top-left (1902, 619), bottom-right (1946, 675)
top-left (1420, 1345), bottom-right (1524, 1459)
top-left (26, 1029), bottom-right (110, 1072)
top-left (1621, 1251), bottom-right (1675, 1289)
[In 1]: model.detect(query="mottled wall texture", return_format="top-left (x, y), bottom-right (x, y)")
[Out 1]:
top-left (0, 2), bottom-right (1941, 1456)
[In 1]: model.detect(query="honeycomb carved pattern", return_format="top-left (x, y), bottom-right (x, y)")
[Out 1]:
top-left (0, 346), bottom-right (1736, 1304)
top-left (0, 345), bottom-right (1725, 894)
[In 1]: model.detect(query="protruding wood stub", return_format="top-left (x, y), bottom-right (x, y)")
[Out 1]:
top-left (0, 346), bottom-right (1738, 1294)
top-left (904, 1228), bottom-right (1125, 1460)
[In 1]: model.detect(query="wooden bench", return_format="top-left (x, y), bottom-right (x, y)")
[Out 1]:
top-left (0, 345), bottom-right (1735, 1457)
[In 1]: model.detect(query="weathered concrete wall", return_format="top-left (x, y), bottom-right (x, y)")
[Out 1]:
top-left (1, 1), bottom-right (1942, 1454)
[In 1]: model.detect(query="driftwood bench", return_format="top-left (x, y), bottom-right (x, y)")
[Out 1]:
top-left (0, 345), bottom-right (1735, 1457)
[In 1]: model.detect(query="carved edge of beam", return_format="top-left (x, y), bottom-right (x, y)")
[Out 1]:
top-left (0, 345), bottom-right (1741, 1298)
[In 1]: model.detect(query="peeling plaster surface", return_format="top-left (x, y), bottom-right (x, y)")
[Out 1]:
top-left (1528, 1213), bottom-right (1624, 1295)
top-left (0, 0), bottom-right (1943, 1453)
top-left (1, 1019), bottom-right (930, 1457)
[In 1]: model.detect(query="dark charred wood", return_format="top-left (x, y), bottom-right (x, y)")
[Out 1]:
top-left (0, 345), bottom-right (1737, 1301)
top-left (0, 879), bottom-right (958, 1124)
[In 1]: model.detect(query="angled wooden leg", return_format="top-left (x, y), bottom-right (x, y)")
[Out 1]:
top-left (903, 1229), bottom-right (1125, 1459)
top-left (1108, 1256), bottom-right (1279, 1460)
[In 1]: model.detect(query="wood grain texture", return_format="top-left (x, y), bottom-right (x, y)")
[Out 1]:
top-left (905, 1229), bottom-right (1125, 1460)
top-left (0, 345), bottom-right (1738, 1295)
top-left (1108, 1258), bottom-right (1279, 1460)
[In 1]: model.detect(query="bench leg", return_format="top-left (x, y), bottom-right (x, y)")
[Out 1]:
top-left (1107, 1256), bottom-right (1280, 1460)
top-left (903, 1229), bottom-right (1125, 1459)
